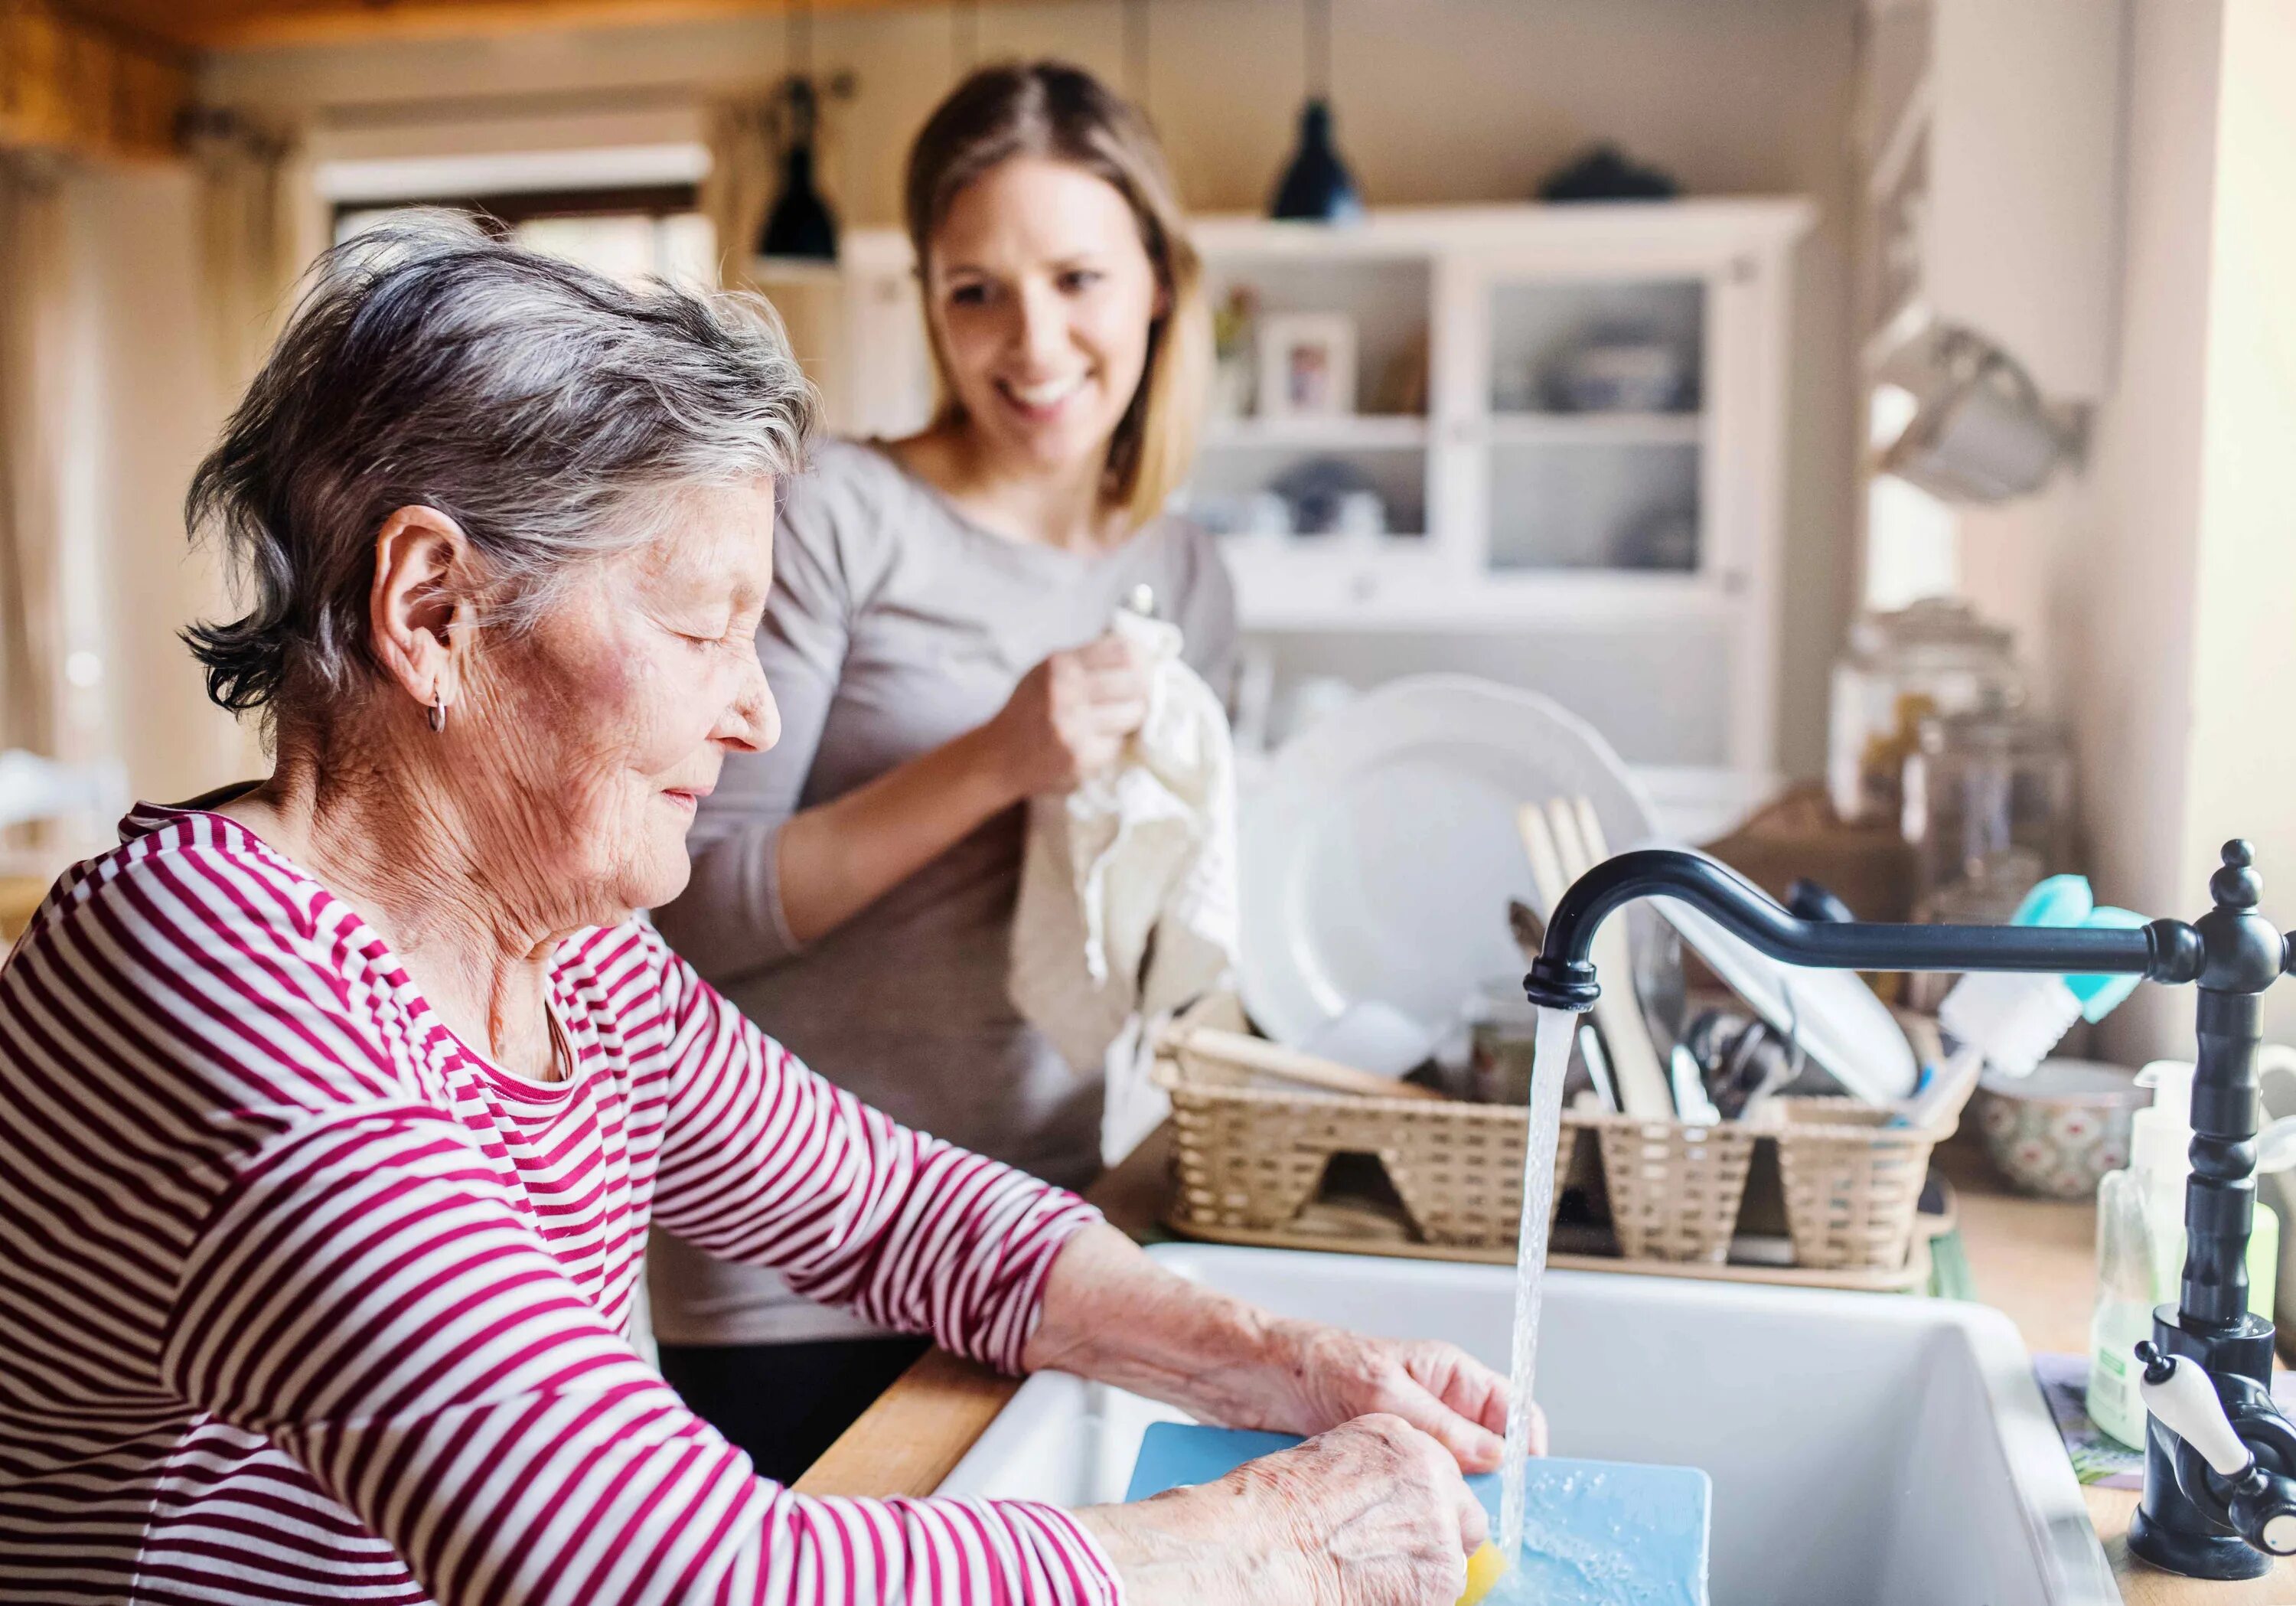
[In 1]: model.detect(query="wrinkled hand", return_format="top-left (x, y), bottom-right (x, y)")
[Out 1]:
top-left (1022, 1228), bottom-right (1541, 1478)
top-left (1080, 1414), bottom-right (1485, 1606)
top-left (1241, 1323), bottom-right (1535, 1474)
top-left (984, 634), bottom-right (1147, 798)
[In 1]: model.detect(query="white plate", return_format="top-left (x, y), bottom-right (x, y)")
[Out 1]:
top-left (1645, 853), bottom-right (1921, 1103)
top-left (1239, 676), bottom-right (1655, 1049)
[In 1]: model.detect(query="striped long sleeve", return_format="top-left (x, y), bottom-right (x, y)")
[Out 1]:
top-left (0, 805), bottom-right (1118, 1606)
top-left (645, 938), bottom-right (1098, 1370)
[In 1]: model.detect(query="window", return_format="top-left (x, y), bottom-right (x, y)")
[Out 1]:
top-left (334, 183), bottom-right (716, 288)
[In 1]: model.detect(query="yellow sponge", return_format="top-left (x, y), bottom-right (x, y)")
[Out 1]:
top-left (1459, 1542), bottom-right (1507, 1606)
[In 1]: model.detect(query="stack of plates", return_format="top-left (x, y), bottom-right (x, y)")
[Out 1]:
top-left (1647, 867), bottom-right (1917, 1103)
top-left (1238, 674), bottom-right (1919, 1105)
top-left (1238, 677), bottom-right (1655, 1053)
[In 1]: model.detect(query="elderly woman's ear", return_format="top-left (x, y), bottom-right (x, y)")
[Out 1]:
top-left (367, 505), bottom-right (478, 726)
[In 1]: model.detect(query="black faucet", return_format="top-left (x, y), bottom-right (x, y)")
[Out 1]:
top-left (1522, 841), bottom-right (2296, 1581)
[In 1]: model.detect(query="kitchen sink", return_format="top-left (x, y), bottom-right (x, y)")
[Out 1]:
top-left (937, 1245), bottom-right (2117, 1605)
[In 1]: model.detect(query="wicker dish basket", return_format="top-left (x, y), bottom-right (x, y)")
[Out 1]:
top-left (1152, 1000), bottom-right (1950, 1283)
top-left (1155, 1038), bottom-right (1577, 1249)
top-left (1580, 1113), bottom-right (1759, 1265)
top-left (1769, 1096), bottom-right (1954, 1270)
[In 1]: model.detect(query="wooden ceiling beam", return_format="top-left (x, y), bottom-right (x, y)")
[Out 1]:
top-left (55, 0), bottom-right (1000, 54)
top-left (1, 1), bottom-right (191, 160)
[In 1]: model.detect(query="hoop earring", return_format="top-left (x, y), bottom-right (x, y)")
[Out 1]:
top-left (428, 696), bottom-right (448, 734)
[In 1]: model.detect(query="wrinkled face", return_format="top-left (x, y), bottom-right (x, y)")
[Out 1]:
top-left (464, 480), bottom-right (779, 926)
top-left (924, 155), bottom-right (1164, 479)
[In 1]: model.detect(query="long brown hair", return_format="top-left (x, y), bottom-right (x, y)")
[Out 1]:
top-left (904, 60), bottom-right (1208, 534)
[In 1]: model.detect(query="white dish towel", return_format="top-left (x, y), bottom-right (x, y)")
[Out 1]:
top-left (1008, 611), bottom-right (1239, 1089)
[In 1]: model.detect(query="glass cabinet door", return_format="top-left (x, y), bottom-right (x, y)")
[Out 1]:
top-left (1481, 276), bottom-right (1707, 575)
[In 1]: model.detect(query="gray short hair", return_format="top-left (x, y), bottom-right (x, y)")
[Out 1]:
top-left (184, 211), bottom-right (815, 722)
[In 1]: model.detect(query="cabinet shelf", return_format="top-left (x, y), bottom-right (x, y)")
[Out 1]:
top-left (1201, 415), bottom-right (1430, 450)
top-left (1220, 537), bottom-right (1736, 632)
top-left (1483, 413), bottom-right (1704, 446)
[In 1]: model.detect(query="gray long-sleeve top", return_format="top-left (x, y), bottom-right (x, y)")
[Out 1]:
top-left (648, 438), bottom-right (1236, 1345)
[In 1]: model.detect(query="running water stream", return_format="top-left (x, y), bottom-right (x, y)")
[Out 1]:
top-left (1496, 1005), bottom-right (1583, 1571)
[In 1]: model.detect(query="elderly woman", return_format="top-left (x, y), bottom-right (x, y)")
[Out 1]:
top-left (0, 219), bottom-right (1516, 1606)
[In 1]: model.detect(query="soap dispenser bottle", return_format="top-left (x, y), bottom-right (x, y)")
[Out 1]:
top-left (2089, 1061), bottom-right (2285, 1448)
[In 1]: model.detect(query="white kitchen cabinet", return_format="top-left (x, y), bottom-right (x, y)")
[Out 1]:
top-left (797, 198), bottom-right (1811, 775)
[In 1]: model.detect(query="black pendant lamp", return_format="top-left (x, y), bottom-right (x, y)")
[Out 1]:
top-left (1269, 0), bottom-right (1361, 222)
top-left (759, 1), bottom-right (837, 262)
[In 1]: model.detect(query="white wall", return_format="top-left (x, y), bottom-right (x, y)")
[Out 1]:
top-left (201, 0), bottom-right (1861, 779)
top-left (2180, 0), bottom-right (2296, 1050)
top-left (1959, 0), bottom-right (2296, 1060)
top-left (2062, 0), bottom-right (2222, 1059)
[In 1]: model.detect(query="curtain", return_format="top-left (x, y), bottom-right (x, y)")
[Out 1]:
top-left (187, 115), bottom-right (305, 781)
top-left (0, 155), bottom-right (68, 774)
top-left (709, 95), bottom-right (856, 425)
top-left (703, 100), bottom-right (777, 294)
top-left (1, 125), bottom-right (298, 855)
top-left (188, 113), bottom-right (305, 398)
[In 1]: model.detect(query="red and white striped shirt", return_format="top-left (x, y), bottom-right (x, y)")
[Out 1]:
top-left (0, 803), bottom-right (1117, 1606)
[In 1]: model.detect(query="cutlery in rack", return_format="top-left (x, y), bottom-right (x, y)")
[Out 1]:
top-left (1579, 1023), bottom-right (1619, 1113)
top-left (1512, 894), bottom-right (1619, 1113)
top-left (1518, 799), bottom-right (1675, 1120)
top-left (1670, 1044), bottom-right (1724, 1124)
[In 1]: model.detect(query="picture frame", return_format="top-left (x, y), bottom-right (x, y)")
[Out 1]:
top-left (1256, 312), bottom-right (1358, 419)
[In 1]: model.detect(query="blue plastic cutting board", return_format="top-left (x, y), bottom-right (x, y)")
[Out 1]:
top-left (1126, 1422), bottom-right (1711, 1606)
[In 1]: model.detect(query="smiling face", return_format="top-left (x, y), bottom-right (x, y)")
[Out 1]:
top-left (923, 155), bottom-right (1164, 482)
top-left (463, 480), bottom-right (780, 925)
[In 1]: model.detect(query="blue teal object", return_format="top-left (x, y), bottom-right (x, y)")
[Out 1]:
top-left (2069, 907), bottom-right (2148, 1021)
top-left (1125, 1422), bottom-right (1711, 1606)
top-left (2009, 874), bottom-right (2095, 930)
top-left (2003, 876), bottom-right (2145, 1022)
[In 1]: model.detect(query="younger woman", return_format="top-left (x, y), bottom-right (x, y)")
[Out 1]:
top-left (650, 61), bottom-right (1233, 1478)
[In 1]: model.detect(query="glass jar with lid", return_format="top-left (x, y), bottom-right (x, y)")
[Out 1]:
top-left (1826, 598), bottom-right (2025, 825)
top-left (1903, 708), bottom-right (2076, 906)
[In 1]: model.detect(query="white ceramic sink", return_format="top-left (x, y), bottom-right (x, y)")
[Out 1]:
top-left (938, 1245), bottom-right (2118, 1606)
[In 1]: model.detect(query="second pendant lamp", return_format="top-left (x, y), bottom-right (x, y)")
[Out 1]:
top-left (1269, 0), bottom-right (1361, 223)
top-left (759, 1), bottom-right (837, 262)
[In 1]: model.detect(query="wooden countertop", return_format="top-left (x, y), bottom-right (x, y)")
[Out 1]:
top-left (1, 875), bottom-right (48, 945)
top-left (1926, 1136), bottom-right (2296, 1604)
top-left (797, 1125), bottom-right (2296, 1603)
top-left (793, 1124), bottom-right (1178, 1501)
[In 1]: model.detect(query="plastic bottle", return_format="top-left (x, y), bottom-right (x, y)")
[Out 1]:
top-left (2089, 1061), bottom-right (2283, 1448)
